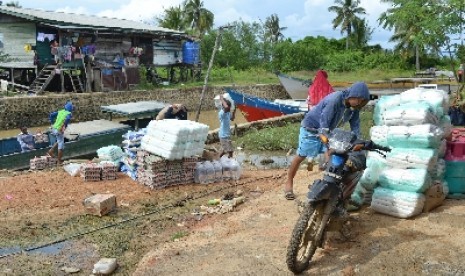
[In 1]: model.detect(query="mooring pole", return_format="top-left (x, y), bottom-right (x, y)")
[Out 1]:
top-left (195, 25), bottom-right (232, 122)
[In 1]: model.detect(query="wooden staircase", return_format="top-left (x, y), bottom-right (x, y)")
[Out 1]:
top-left (28, 64), bottom-right (57, 94)
top-left (68, 70), bottom-right (84, 92)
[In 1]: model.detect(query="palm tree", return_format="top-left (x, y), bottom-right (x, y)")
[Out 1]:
top-left (328, 0), bottom-right (366, 50)
top-left (264, 14), bottom-right (287, 43)
top-left (183, 0), bottom-right (214, 38)
top-left (156, 5), bottom-right (187, 31)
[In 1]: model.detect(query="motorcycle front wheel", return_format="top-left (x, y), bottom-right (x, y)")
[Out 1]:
top-left (286, 201), bottom-right (326, 274)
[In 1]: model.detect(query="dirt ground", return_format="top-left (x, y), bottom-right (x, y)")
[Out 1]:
top-left (1, 164), bottom-right (465, 275)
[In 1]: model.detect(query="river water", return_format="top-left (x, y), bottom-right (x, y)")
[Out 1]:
top-left (0, 109), bottom-right (248, 138)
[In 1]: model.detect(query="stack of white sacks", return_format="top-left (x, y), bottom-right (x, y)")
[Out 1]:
top-left (351, 87), bottom-right (452, 218)
top-left (141, 119), bottom-right (209, 160)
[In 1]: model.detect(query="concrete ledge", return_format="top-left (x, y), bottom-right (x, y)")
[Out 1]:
top-left (206, 112), bottom-right (305, 144)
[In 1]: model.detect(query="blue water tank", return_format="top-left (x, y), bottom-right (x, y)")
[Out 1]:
top-left (182, 41), bottom-right (200, 65)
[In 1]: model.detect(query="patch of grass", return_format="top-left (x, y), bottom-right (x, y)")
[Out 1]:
top-left (170, 231), bottom-right (189, 241)
top-left (234, 110), bottom-right (374, 151)
top-left (234, 122), bottom-right (299, 151)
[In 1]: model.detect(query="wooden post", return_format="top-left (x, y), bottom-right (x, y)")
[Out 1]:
top-left (60, 69), bottom-right (65, 92)
top-left (194, 25), bottom-right (232, 122)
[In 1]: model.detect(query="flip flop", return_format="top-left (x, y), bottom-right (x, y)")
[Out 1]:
top-left (284, 191), bottom-right (295, 200)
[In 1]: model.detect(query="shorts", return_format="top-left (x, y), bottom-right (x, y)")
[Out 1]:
top-left (220, 138), bottom-right (234, 153)
top-left (51, 128), bottom-right (65, 150)
top-left (296, 127), bottom-right (325, 158)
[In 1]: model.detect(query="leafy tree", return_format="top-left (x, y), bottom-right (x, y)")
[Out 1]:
top-left (379, 0), bottom-right (465, 73)
top-left (328, 0), bottom-right (366, 50)
top-left (156, 5), bottom-right (187, 31)
top-left (183, 0), bottom-right (214, 38)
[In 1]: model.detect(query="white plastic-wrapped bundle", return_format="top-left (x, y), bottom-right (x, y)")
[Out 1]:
top-left (142, 119), bottom-right (209, 159)
top-left (400, 88), bottom-right (449, 117)
top-left (386, 148), bottom-right (437, 171)
top-left (373, 95), bottom-right (402, 125)
top-left (381, 102), bottom-right (439, 126)
top-left (387, 124), bottom-right (443, 148)
top-left (370, 125), bottom-right (389, 147)
top-left (371, 187), bottom-right (425, 218)
top-left (97, 145), bottom-right (124, 162)
top-left (378, 168), bottom-right (431, 193)
top-left (141, 135), bottom-right (184, 160)
top-left (359, 151), bottom-right (387, 190)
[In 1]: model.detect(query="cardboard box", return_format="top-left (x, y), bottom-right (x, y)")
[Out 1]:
top-left (423, 183), bottom-right (446, 213)
top-left (83, 194), bottom-right (116, 216)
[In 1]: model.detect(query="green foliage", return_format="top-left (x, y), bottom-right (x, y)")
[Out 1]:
top-left (234, 110), bottom-right (374, 151)
top-left (171, 231), bottom-right (189, 241)
top-left (234, 123), bottom-right (300, 151)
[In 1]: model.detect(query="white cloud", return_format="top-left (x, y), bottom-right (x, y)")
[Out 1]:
top-left (96, 0), bottom-right (184, 21)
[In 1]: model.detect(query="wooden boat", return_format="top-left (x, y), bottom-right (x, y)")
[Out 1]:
top-left (0, 101), bottom-right (167, 170)
top-left (226, 88), bottom-right (305, 122)
top-left (276, 72), bottom-right (312, 100)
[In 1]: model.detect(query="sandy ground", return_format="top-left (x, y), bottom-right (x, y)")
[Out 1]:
top-left (1, 166), bottom-right (465, 275)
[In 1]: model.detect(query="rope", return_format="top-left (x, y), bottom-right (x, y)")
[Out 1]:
top-left (0, 174), bottom-right (279, 259)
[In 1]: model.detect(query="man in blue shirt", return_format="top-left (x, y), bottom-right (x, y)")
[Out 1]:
top-left (284, 81), bottom-right (370, 200)
top-left (17, 126), bottom-right (35, 152)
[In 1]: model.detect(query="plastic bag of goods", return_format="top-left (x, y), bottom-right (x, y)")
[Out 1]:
top-left (386, 148), bottom-right (438, 171)
top-left (378, 168), bottom-right (431, 193)
top-left (371, 187), bottom-right (425, 218)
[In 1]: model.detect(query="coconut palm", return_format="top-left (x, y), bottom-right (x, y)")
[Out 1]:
top-left (183, 0), bottom-right (214, 38)
top-left (156, 5), bottom-right (187, 31)
top-left (328, 0), bottom-right (366, 50)
top-left (264, 14), bottom-right (287, 43)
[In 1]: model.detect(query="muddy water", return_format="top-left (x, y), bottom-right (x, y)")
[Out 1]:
top-left (0, 109), bottom-right (248, 139)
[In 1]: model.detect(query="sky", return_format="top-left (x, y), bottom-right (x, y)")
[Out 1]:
top-left (13, 0), bottom-right (395, 49)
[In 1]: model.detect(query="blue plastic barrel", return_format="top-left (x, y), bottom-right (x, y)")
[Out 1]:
top-left (182, 41), bottom-right (200, 65)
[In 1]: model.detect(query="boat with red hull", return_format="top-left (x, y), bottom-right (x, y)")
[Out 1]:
top-left (226, 88), bottom-right (305, 122)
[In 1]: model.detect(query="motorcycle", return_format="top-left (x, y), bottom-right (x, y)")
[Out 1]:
top-left (286, 128), bottom-right (391, 274)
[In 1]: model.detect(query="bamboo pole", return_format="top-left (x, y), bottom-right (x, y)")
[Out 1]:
top-left (195, 25), bottom-right (232, 122)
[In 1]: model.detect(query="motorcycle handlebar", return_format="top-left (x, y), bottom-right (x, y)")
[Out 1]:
top-left (363, 140), bottom-right (391, 152)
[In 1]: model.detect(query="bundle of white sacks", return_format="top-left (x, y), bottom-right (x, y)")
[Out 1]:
top-left (141, 119), bottom-right (209, 160)
top-left (353, 87), bottom-right (451, 218)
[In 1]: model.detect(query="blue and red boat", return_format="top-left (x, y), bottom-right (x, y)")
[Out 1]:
top-left (225, 88), bottom-right (306, 122)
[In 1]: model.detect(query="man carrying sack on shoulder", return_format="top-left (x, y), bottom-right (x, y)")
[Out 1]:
top-left (48, 101), bottom-right (74, 165)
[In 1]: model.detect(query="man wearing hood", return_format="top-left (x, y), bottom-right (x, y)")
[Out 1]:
top-left (48, 101), bottom-right (74, 164)
top-left (284, 82), bottom-right (370, 200)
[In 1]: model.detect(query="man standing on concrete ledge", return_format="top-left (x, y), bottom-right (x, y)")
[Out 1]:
top-left (48, 101), bottom-right (74, 165)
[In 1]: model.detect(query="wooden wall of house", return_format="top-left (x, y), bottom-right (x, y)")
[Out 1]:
top-left (0, 14), bottom-right (35, 63)
top-left (95, 34), bottom-right (132, 63)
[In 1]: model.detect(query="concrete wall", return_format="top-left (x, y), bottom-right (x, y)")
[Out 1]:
top-left (0, 84), bottom-right (289, 129)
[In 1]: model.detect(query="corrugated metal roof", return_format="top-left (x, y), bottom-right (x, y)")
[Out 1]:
top-left (0, 6), bottom-right (185, 36)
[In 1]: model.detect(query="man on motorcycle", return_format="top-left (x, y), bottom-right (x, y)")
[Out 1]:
top-left (284, 81), bottom-right (370, 202)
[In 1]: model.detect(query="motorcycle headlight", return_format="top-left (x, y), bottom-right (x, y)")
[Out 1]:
top-left (328, 138), bottom-right (352, 152)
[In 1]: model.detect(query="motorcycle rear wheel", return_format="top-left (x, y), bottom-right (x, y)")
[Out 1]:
top-left (286, 201), bottom-right (326, 273)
